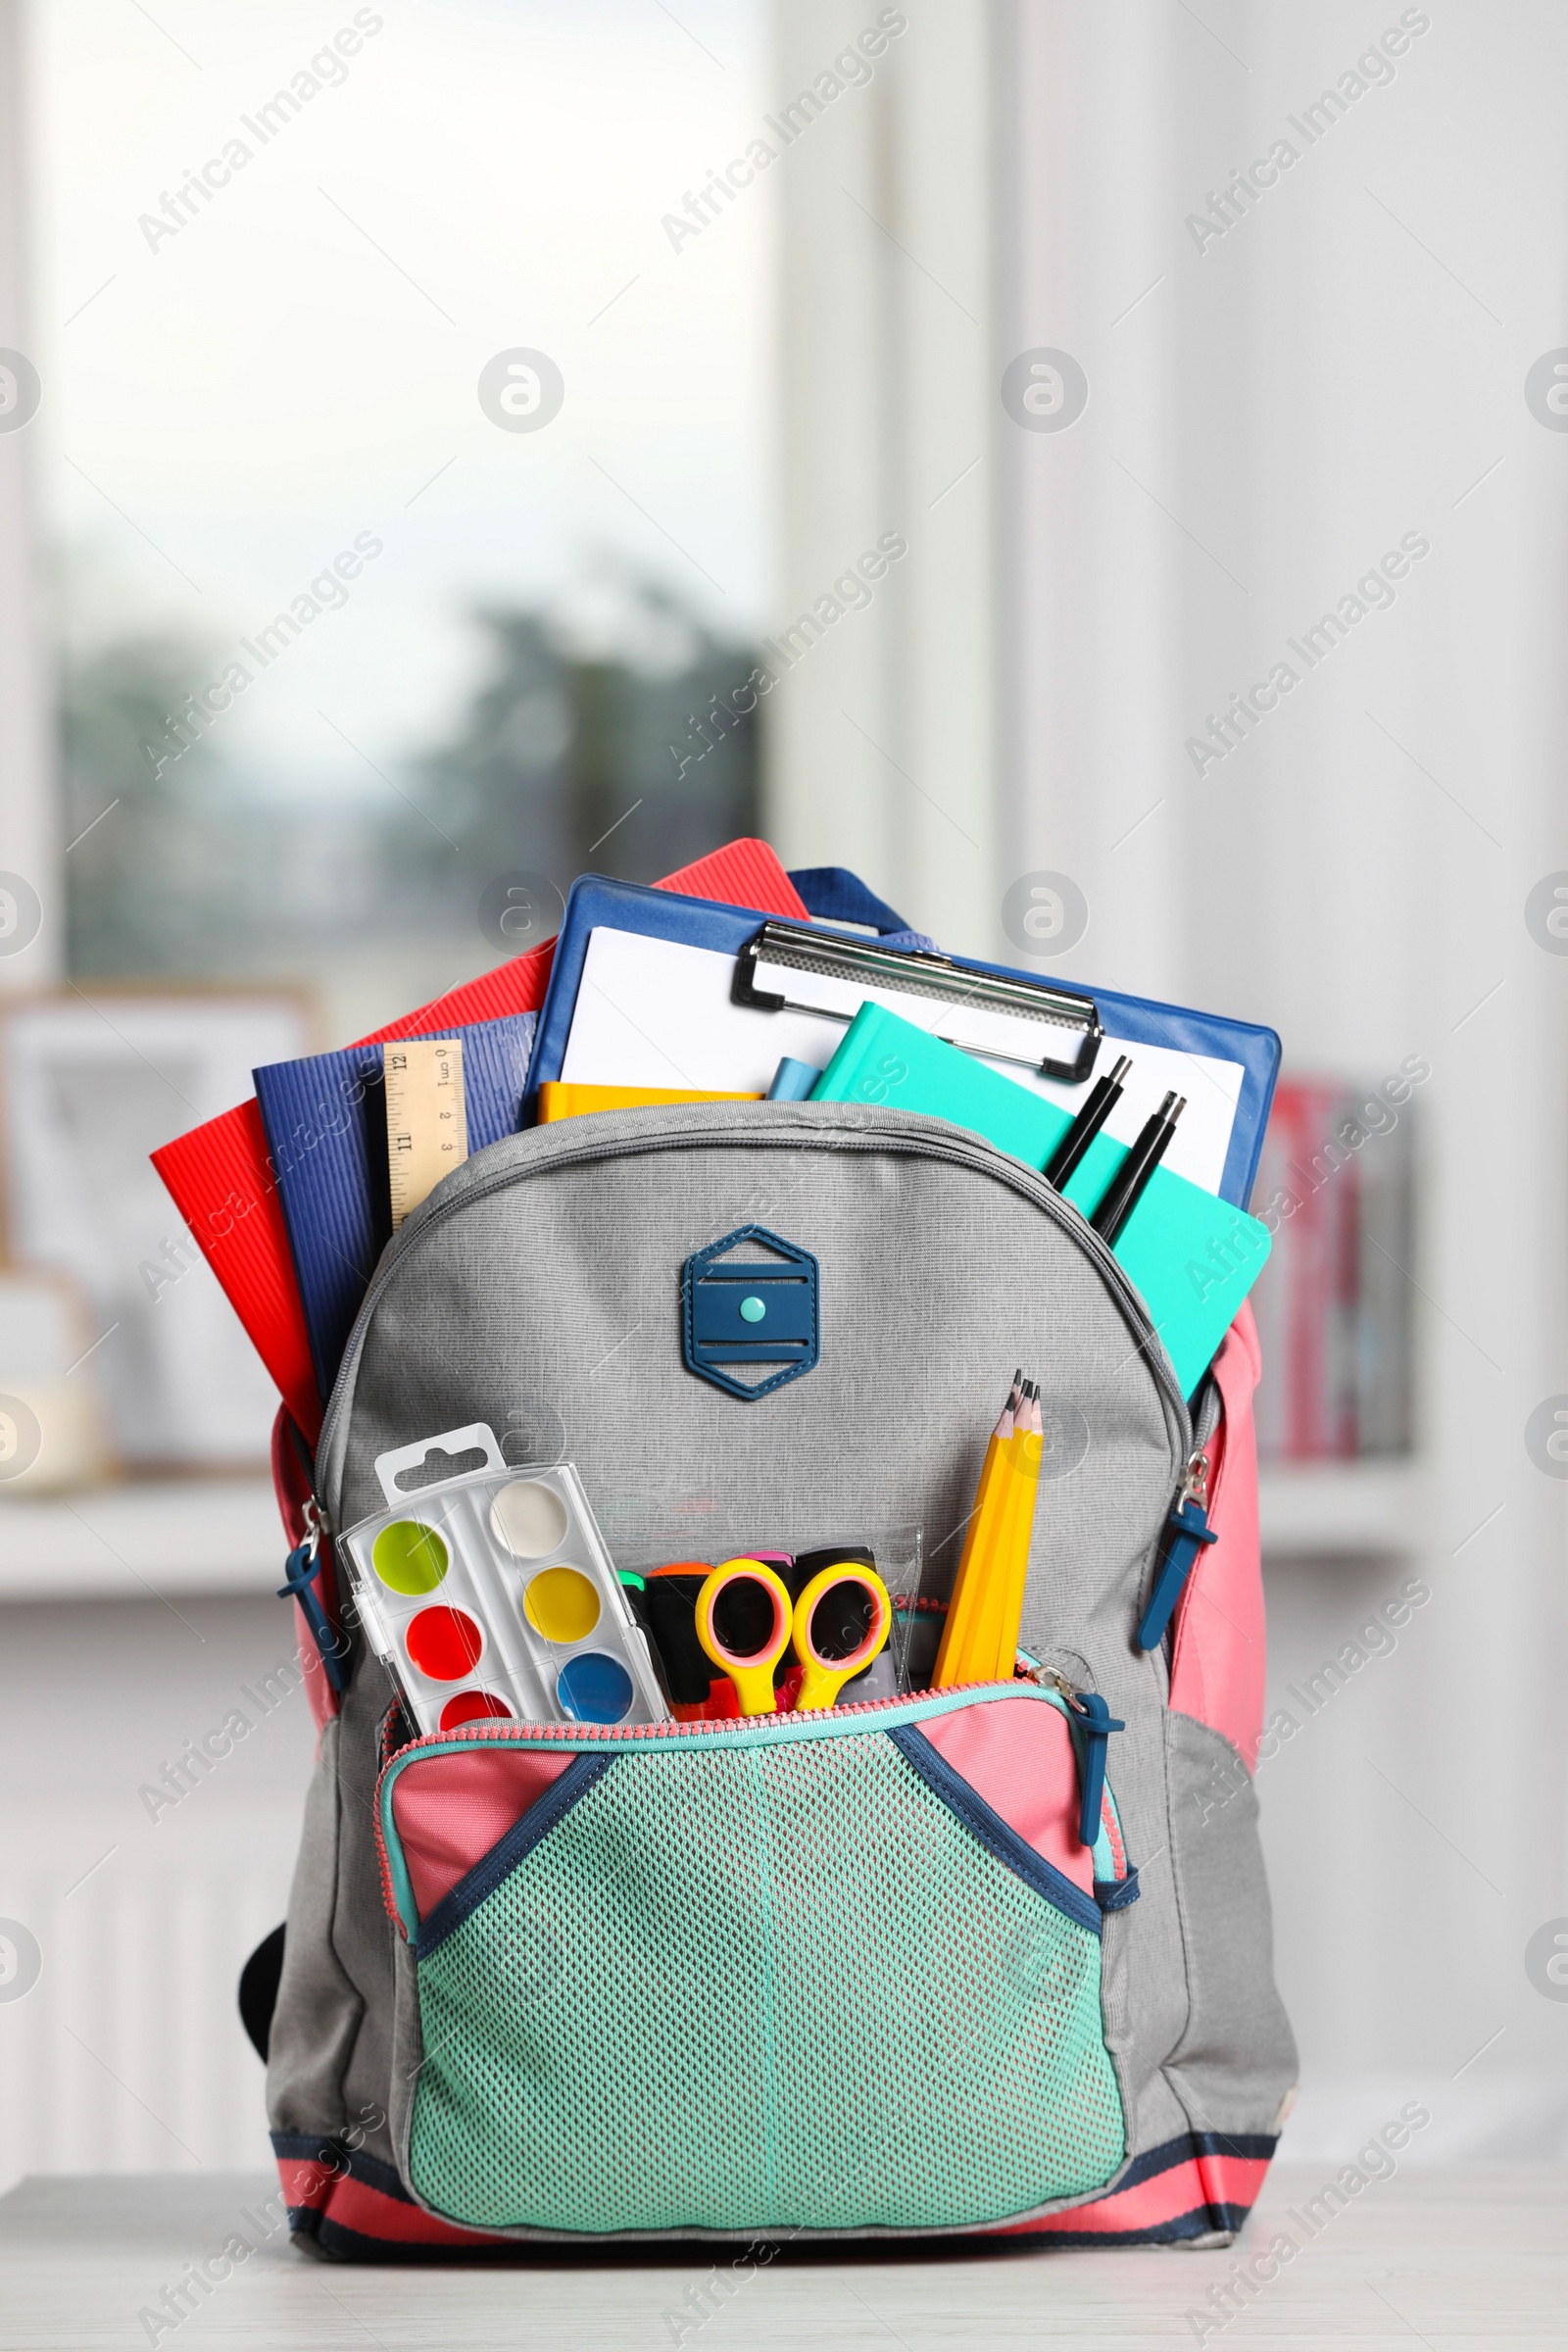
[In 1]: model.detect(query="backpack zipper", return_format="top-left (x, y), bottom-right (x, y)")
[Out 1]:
top-left (384, 1673), bottom-right (1020, 1757)
top-left (1026, 1666), bottom-right (1127, 1847)
top-left (1135, 1419), bottom-right (1221, 1653)
top-left (371, 1676), bottom-right (1100, 1937)
top-left (312, 1108), bottom-right (1193, 1530)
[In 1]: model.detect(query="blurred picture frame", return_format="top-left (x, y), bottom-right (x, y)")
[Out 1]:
top-left (0, 990), bottom-right (311, 1471)
top-left (0, 1264), bottom-right (114, 1495)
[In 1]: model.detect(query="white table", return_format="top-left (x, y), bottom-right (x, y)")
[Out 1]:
top-left (2, 2167), bottom-right (1564, 2348)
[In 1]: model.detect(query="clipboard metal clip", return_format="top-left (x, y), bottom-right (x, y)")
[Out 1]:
top-left (731, 920), bottom-right (1102, 1085)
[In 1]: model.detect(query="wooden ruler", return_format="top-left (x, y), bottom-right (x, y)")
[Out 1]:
top-left (385, 1039), bottom-right (468, 1229)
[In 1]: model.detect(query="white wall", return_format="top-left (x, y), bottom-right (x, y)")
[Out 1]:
top-left (0, 0), bottom-right (57, 988)
top-left (994, 0), bottom-right (1568, 2149)
top-left (762, 0), bottom-right (1000, 950)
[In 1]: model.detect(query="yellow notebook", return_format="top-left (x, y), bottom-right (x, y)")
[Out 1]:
top-left (536, 1083), bottom-right (762, 1123)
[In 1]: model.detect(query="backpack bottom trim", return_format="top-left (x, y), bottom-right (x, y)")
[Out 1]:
top-left (998, 2132), bottom-right (1277, 2245)
top-left (270, 2130), bottom-right (1277, 2260)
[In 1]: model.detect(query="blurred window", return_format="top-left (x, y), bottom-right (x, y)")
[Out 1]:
top-left (28, 0), bottom-right (774, 1034)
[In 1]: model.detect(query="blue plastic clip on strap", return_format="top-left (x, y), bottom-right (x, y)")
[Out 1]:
top-left (278, 1540), bottom-right (348, 1692)
top-left (1074, 1690), bottom-right (1125, 1848)
top-left (1136, 1495), bottom-right (1220, 1653)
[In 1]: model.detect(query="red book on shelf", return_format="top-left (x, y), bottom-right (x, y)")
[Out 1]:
top-left (1254, 1078), bottom-right (1366, 1462)
top-left (151, 840), bottom-right (808, 1440)
top-left (1248, 1098), bottom-right (1292, 1463)
top-left (1284, 1082), bottom-right (1335, 1460)
top-left (1325, 1095), bottom-right (1360, 1458)
top-left (1295, 1082), bottom-right (1365, 1461)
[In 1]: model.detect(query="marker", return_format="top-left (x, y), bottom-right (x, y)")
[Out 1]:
top-left (767, 1056), bottom-right (822, 1102)
top-left (790, 1544), bottom-right (872, 1600)
top-left (1089, 1092), bottom-right (1186, 1246)
top-left (1043, 1054), bottom-right (1132, 1189)
top-left (639, 1565), bottom-right (717, 1713)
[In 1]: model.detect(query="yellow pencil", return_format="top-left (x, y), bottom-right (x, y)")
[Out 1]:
top-left (959, 1391), bottom-right (1025, 1680)
top-left (932, 1376), bottom-right (1020, 1687)
top-left (988, 1389), bottom-right (1044, 1679)
top-left (960, 1382), bottom-right (1040, 1683)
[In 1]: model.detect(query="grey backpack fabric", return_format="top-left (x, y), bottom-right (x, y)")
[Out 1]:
top-left (266, 1099), bottom-right (1296, 2251)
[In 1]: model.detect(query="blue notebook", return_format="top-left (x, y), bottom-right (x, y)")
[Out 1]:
top-left (255, 1011), bottom-right (536, 1402)
top-left (529, 875), bottom-right (1280, 1208)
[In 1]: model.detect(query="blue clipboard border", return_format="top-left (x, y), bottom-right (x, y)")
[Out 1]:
top-left (528, 876), bottom-right (1280, 1208)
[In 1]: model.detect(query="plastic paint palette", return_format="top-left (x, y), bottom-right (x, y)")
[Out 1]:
top-left (341, 1422), bottom-right (667, 1737)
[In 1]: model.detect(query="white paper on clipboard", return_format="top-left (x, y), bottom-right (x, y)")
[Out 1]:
top-left (561, 927), bottom-right (1246, 1196)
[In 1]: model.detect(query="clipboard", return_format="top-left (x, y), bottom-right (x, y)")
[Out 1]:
top-left (735, 920), bottom-right (1101, 1081)
top-left (528, 875), bottom-right (1281, 1208)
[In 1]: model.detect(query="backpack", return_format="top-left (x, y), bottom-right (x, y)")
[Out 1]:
top-left (258, 874), bottom-right (1296, 2256)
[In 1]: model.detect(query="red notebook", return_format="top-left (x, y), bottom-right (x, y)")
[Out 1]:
top-left (151, 841), bottom-right (808, 1440)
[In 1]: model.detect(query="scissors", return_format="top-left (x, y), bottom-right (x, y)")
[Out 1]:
top-left (694, 1556), bottom-right (892, 1715)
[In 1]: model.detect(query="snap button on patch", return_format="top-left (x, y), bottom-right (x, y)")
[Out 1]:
top-left (681, 1226), bottom-right (820, 1401)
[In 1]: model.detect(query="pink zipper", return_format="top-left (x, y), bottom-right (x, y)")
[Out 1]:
top-left (388, 1672), bottom-right (1018, 1755)
top-left (372, 1678), bottom-right (1025, 1932)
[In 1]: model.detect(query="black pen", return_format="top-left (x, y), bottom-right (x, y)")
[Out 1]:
top-left (1043, 1054), bottom-right (1133, 1190)
top-left (1089, 1091), bottom-right (1186, 1246)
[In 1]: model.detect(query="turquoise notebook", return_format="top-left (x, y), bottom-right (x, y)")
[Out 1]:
top-left (811, 1004), bottom-right (1269, 1396)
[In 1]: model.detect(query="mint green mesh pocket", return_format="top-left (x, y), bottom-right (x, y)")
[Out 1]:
top-left (406, 1728), bottom-right (1124, 2235)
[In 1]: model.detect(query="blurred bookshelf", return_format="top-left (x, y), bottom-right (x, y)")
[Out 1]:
top-left (1259, 1459), bottom-right (1426, 1559)
top-left (1251, 1073), bottom-right (1423, 1558)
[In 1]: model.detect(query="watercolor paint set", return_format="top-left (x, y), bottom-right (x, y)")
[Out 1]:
top-left (339, 1422), bottom-right (667, 1735)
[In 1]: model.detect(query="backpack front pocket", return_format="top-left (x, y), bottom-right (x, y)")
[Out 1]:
top-left (377, 1687), bottom-right (1132, 2237)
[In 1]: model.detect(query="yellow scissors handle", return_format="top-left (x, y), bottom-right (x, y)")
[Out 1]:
top-left (792, 1562), bottom-right (892, 1712)
top-left (694, 1559), bottom-right (793, 1715)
